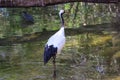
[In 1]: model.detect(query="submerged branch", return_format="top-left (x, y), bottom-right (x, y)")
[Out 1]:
top-left (0, 22), bottom-right (119, 45)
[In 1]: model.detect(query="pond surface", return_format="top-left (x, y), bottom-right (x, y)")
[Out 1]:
top-left (0, 35), bottom-right (120, 80)
top-left (0, 4), bottom-right (120, 80)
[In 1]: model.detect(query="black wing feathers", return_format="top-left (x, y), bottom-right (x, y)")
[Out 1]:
top-left (44, 45), bottom-right (57, 65)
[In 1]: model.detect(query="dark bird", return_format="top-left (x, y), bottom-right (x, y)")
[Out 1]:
top-left (43, 10), bottom-right (65, 79)
top-left (22, 11), bottom-right (34, 24)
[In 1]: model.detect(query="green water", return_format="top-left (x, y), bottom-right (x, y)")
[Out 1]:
top-left (0, 4), bottom-right (120, 80)
top-left (0, 35), bottom-right (119, 80)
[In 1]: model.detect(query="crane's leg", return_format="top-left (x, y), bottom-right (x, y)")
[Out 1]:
top-left (53, 55), bottom-right (56, 80)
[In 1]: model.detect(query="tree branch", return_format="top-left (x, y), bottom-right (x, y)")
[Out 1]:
top-left (0, 0), bottom-right (119, 7)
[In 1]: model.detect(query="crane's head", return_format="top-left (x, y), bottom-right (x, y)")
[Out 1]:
top-left (59, 10), bottom-right (65, 27)
top-left (59, 10), bottom-right (65, 15)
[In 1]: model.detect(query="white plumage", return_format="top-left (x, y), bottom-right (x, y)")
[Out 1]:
top-left (47, 27), bottom-right (65, 54)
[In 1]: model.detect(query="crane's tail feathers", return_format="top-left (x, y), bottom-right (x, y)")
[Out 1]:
top-left (44, 45), bottom-right (57, 65)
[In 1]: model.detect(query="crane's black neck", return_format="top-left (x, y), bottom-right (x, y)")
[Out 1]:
top-left (59, 13), bottom-right (64, 27)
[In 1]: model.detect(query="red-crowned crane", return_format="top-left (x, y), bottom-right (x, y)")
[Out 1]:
top-left (43, 10), bottom-right (65, 80)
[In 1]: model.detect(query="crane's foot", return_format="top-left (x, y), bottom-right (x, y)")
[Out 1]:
top-left (53, 56), bottom-right (56, 80)
top-left (53, 70), bottom-right (56, 79)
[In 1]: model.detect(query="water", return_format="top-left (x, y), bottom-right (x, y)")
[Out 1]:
top-left (0, 4), bottom-right (120, 80)
top-left (0, 35), bottom-right (119, 80)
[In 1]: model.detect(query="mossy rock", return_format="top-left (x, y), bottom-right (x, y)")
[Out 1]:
top-left (100, 47), bottom-right (120, 58)
top-left (112, 33), bottom-right (120, 46)
top-left (113, 51), bottom-right (120, 59)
